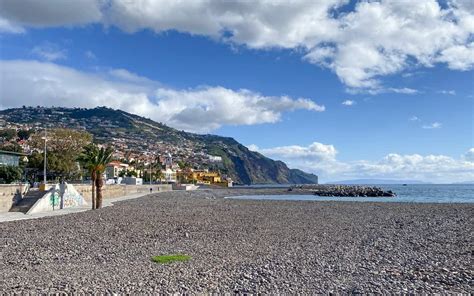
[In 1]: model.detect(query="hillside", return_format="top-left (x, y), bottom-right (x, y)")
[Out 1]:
top-left (0, 106), bottom-right (318, 184)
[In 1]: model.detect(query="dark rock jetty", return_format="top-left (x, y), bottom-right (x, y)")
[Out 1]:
top-left (289, 184), bottom-right (396, 197)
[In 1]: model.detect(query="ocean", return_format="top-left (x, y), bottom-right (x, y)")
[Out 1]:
top-left (230, 184), bottom-right (474, 203)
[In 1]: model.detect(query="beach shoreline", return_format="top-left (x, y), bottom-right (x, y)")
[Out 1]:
top-left (0, 188), bottom-right (472, 293)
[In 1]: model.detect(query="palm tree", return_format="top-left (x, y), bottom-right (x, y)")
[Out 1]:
top-left (78, 144), bottom-right (99, 210)
top-left (94, 146), bottom-right (114, 209)
top-left (78, 144), bottom-right (113, 209)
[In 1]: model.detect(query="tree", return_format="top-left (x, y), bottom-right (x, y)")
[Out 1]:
top-left (94, 146), bottom-right (114, 209)
top-left (29, 128), bottom-right (92, 180)
top-left (77, 144), bottom-right (99, 210)
top-left (0, 129), bottom-right (17, 141)
top-left (0, 142), bottom-right (22, 153)
top-left (17, 129), bottom-right (32, 140)
top-left (78, 144), bottom-right (113, 209)
top-left (0, 165), bottom-right (22, 184)
top-left (177, 160), bottom-right (187, 170)
top-left (125, 169), bottom-right (137, 177)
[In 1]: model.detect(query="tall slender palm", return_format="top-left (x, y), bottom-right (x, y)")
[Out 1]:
top-left (78, 145), bottom-right (113, 209)
top-left (94, 146), bottom-right (114, 209)
top-left (78, 144), bottom-right (99, 210)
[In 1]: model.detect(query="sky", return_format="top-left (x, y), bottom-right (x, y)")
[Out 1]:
top-left (0, 0), bottom-right (473, 183)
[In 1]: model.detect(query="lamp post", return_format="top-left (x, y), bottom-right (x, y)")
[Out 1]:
top-left (42, 129), bottom-right (47, 186)
top-left (22, 156), bottom-right (29, 184)
top-left (149, 159), bottom-right (152, 185)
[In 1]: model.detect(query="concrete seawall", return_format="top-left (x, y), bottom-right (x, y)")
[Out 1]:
top-left (0, 184), bottom-right (27, 213)
top-left (71, 184), bottom-right (172, 204)
top-left (0, 184), bottom-right (172, 212)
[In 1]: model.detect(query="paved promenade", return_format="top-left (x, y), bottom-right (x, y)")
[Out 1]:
top-left (0, 191), bottom-right (155, 223)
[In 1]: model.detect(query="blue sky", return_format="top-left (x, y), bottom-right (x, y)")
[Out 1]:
top-left (0, 0), bottom-right (473, 182)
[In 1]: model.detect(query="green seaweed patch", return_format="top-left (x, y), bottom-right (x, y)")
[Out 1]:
top-left (151, 254), bottom-right (191, 264)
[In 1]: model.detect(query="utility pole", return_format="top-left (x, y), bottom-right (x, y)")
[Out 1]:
top-left (149, 159), bottom-right (152, 185)
top-left (43, 128), bottom-right (47, 185)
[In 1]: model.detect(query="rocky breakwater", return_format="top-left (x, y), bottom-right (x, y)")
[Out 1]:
top-left (289, 185), bottom-right (396, 197)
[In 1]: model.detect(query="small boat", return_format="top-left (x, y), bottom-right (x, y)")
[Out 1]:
top-left (402, 184), bottom-right (408, 186)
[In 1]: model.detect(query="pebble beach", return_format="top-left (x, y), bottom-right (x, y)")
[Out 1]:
top-left (0, 188), bottom-right (472, 293)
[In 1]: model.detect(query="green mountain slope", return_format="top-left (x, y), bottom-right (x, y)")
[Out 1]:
top-left (0, 106), bottom-right (318, 184)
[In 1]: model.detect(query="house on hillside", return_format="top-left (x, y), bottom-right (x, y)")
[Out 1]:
top-left (0, 150), bottom-right (27, 167)
top-left (105, 161), bottom-right (129, 179)
top-left (187, 170), bottom-right (222, 184)
top-left (161, 168), bottom-right (177, 183)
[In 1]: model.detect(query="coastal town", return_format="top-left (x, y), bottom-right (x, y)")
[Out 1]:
top-left (0, 106), bottom-right (233, 187)
top-left (0, 0), bottom-right (472, 293)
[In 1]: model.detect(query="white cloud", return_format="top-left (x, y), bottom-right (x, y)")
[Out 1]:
top-left (0, 59), bottom-right (324, 133)
top-left (31, 42), bottom-right (67, 61)
top-left (85, 50), bottom-right (96, 59)
top-left (409, 116), bottom-right (421, 121)
top-left (463, 148), bottom-right (474, 162)
top-left (387, 88), bottom-right (420, 95)
top-left (347, 87), bottom-right (420, 95)
top-left (436, 42), bottom-right (474, 71)
top-left (257, 142), bottom-right (338, 162)
top-left (0, 0), bottom-right (102, 27)
top-left (247, 144), bottom-right (259, 152)
top-left (347, 87), bottom-right (421, 95)
top-left (1, 0), bottom-right (472, 92)
top-left (341, 99), bottom-right (355, 106)
top-left (422, 122), bottom-right (442, 129)
top-left (438, 89), bottom-right (457, 95)
top-left (252, 142), bottom-right (474, 183)
top-left (0, 16), bottom-right (24, 33)
top-left (152, 87), bottom-right (324, 132)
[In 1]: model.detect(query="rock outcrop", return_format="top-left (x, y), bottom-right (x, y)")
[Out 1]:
top-left (289, 185), bottom-right (396, 197)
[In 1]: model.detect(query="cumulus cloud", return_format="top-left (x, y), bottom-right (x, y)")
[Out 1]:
top-left (422, 122), bottom-right (442, 129)
top-left (341, 99), bottom-right (355, 106)
top-left (0, 59), bottom-right (324, 133)
top-left (409, 116), bottom-right (421, 121)
top-left (0, 0), bottom-right (472, 92)
top-left (251, 142), bottom-right (474, 183)
top-left (257, 142), bottom-right (338, 161)
top-left (0, 0), bottom-right (102, 27)
top-left (31, 42), bottom-right (67, 61)
top-left (0, 16), bottom-right (24, 33)
top-left (438, 89), bottom-right (457, 95)
top-left (246, 144), bottom-right (259, 152)
top-left (155, 87), bottom-right (324, 131)
top-left (85, 50), bottom-right (96, 59)
top-left (463, 148), bottom-right (474, 162)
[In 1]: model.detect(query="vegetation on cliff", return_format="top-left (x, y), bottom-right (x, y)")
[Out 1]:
top-left (0, 107), bottom-right (318, 184)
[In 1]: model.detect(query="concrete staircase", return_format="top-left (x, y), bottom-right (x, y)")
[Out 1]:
top-left (9, 189), bottom-right (45, 213)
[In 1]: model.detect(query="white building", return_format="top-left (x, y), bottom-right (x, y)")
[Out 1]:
top-left (164, 152), bottom-right (173, 169)
top-left (161, 168), bottom-right (177, 183)
top-left (122, 177), bottom-right (143, 185)
top-left (105, 161), bottom-right (129, 179)
top-left (208, 155), bottom-right (223, 162)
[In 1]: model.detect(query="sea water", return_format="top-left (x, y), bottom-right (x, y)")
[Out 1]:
top-left (229, 184), bottom-right (474, 203)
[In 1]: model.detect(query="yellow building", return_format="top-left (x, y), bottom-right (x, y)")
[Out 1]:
top-left (187, 170), bottom-right (221, 185)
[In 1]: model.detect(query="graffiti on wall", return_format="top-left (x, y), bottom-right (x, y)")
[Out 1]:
top-left (49, 191), bottom-right (60, 208)
top-left (62, 183), bottom-right (86, 208)
top-left (47, 183), bottom-right (87, 210)
top-left (63, 189), bottom-right (84, 208)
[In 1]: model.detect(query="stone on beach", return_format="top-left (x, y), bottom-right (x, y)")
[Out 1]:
top-left (289, 185), bottom-right (396, 197)
top-left (0, 188), bottom-right (471, 294)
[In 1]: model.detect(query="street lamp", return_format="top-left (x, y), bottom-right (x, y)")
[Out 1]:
top-left (22, 156), bottom-right (29, 184)
top-left (41, 129), bottom-right (47, 190)
top-left (149, 159), bottom-right (152, 185)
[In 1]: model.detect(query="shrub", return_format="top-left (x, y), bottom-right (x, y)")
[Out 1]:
top-left (151, 254), bottom-right (191, 264)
